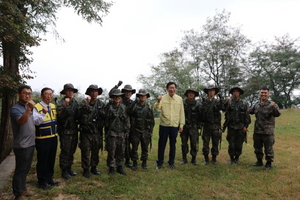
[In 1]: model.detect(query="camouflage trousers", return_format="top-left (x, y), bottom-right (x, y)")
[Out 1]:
top-left (226, 127), bottom-right (245, 157)
top-left (130, 130), bottom-right (151, 162)
top-left (202, 128), bottom-right (221, 156)
top-left (106, 135), bottom-right (125, 167)
top-left (59, 129), bottom-right (78, 170)
top-left (253, 134), bottom-right (275, 162)
top-left (180, 124), bottom-right (199, 157)
top-left (124, 133), bottom-right (131, 160)
top-left (79, 132), bottom-right (101, 169)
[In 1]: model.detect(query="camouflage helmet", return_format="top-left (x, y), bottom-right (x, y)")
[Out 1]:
top-left (109, 89), bottom-right (124, 98)
top-left (60, 83), bottom-right (78, 94)
top-left (136, 89), bottom-right (150, 98)
top-left (121, 84), bottom-right (136, 94)
top-left (203, 84), bottom-right (219, 94)
top-left (85, 84), bottom-right (103, 96)
top-left (184, 88), bottom-right (199, 97)
top-left (229, 86), bottom-right (244, 95)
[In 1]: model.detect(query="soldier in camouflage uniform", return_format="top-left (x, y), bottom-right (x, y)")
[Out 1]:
top-left (78, 85), bottom-right (105, 178)
top-left (104, 89), bottom-right (130, 175)
top-left (201, 85), bottom-right (224, 165)
top-left (223, 86), bottom-right (251, 164)
top-left (57, 83), bottom-right (79, 179)
top-left (180, 88), bottom-right (202, 165)
top-left (250, 87), bottom-right (281, 170)
top-left (128, 89), bottom-right (155, 170)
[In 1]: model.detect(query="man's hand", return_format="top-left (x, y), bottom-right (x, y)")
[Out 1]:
top-left (179, 127), bottom-right (183, 133)
top-left (42, 106), bottom-right (48, 114)
top-left (269, 101), bottom-right (275, 107)
top-left (86, 96), bottom-right (91, 105)
top-left (242, 127), bottom-right (247, 132)
top-left (65, 98), bottom-right (70, 106)
top-left (26, 101), bottom-right (35, 111)
top-left (226, 96), bottom-right (231, 102)
top-left (157, 95), bottom-right (162, 102)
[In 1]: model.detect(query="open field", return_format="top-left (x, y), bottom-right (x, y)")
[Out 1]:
top-left (1, 109), bottom-right (300, 200)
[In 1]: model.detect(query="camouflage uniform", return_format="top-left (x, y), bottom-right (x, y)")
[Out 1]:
top-left (57, 96), bottom-right (79, 176)
top-left (105, 89), bottom-right (130, 175)
top-left (129, 95), bottom-right (155, 168)
top-left (181, 89), bottom-right (202, 164)
top-left (78, 88), bottom-right (105, 175)
top-left (224, 98), bottom-right (251, 162)
top-left (250, 101), bottom-right (280, 163)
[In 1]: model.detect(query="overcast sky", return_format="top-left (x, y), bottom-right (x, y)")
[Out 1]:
top-left (25, 0), bottom-right (300, 95)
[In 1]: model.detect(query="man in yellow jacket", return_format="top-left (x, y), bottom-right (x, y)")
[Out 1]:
top-left (154, 82), bottom-right (185, 169)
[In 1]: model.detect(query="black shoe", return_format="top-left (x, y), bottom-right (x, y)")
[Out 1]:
top-left (48, 180), bottom-right (59, 186)
top-left (203, 155), bottom-right (209, 165)
top-left (131, 161), bottom-right (138, 171)
top-left (62, 169), bottom-right (72, 179)
top-left (83, 169), bottom-right (91, 178)
top-left (141, 161), bottom-right (148, 169)
top-left (181, 158), bottom-right (188, 164)
top-left (169, 164), bottom-right (175, 169)
top-left (212, 155), bottom-right (217, 165)
top-left (40, 183), bottom-right (52, 190)
top-left (91, 167), bottom-right (101, 175)
top-left (108, 167), bottom-right (115, 175)
top-left (68, 168), bottom-right (77, 176)
top-left (252, 160), bottom-right (263, 167)
top-left (125, 159), bottom-right (133, 168)
top-left (117, 166), bottom-right (127, 175)
top-left (155, 165), bottom-right (162, 169)
top-left (191, 156), bottom-right (199, 165)
top-left (264, 162), bottom-right (272, 170)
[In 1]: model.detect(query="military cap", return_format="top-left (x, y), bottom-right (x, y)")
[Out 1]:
top-left (136, 89), bottom-right (150, 98)
top-left (184, 88), bottom-right (199, 97)
top-left (85, 84), bottom-right (103, 95)
top-left (109, 89), bottom-right (124, 98)
top-left (229, 86), bottom-right (244, 95)
top-left (203, 85), bottom-right (219, 94)
top-left (121, 84), bottom-right (136, 94)
top-left (60, 83), bottom-right (78, 94)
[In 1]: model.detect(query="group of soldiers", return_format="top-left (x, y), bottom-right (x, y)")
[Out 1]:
top-left (10, 81), bottom-right (281, 199)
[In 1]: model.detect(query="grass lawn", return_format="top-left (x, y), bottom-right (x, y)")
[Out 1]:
top-left (1, 109), bottom-right (300, 200)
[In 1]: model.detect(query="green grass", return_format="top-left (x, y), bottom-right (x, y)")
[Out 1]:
top-left (2, 109), bottom-right (300, 200)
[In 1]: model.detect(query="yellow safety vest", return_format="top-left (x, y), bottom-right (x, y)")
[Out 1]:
top-left (35, 103), bottom-right (58, 139)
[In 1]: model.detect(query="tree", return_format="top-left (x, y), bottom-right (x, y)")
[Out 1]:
top-left (248, 35), bottom-right (300, 108)
top-left (0, 0), bottom-right (112, 163)
top-left (181, 9), bottom-right (251, 96)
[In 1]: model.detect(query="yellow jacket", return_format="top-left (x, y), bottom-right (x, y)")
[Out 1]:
top-left (154, 94), bottom-right (185, 128)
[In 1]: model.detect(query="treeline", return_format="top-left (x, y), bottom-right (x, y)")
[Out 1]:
top-left (138, 10), bottom-right (300, 109)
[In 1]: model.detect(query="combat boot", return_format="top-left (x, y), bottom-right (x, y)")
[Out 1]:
top-left (91, 166), bottom-right (101, 175)
top-left (229, 156), bottom-right (235, 164)
top-left (61, 169), bottom-right (71, 179)
top-left (125, 159), bottom-right (133, 168)
top-left (191, 156), bottom-right (199, 165)
top-left (235, 156), bottom-right (240, 164)
top-left (181, 155), bottom-right (188, 164)
top-left (108, 167), bottom-right (115, 175)
top-left (203, 155), bottom-right (209, 165)
top-left (131, 161), bottom-right (138, 171)
top-left (68, 167), bottom-right (77, 176)
top-left (117, 166), bottom-right (127, 175)
top-left (252, 159), bottom-right (263, 167)
top-left (264, 161), bottom-right (272, 170)
top-left (141, 160), bottom-right (148, 169)
top-left (83, 169), bottom-right (91, 178)
top-left (212, 155), bottom-right (217, 165)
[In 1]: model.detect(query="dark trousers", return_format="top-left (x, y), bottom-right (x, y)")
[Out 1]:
top-left (106, 135), bottom-right (125, 167)
top-left (79, 132), bottom-right (101, 169)
top-left (157, 126), bottom-right (178, 165)
top-left (130, 131), bottom-right (151, 161)
top-left (253, 134), bottom-right (275, 162)
top-left (226, 127), bottom-right (245, 157)
top-left (202, 128), bottom-right (220, 156)
top-left (59, 131), bottom-right (78, 169)
top-left (35, 136), bottom-right (58, 185)
top-left (180, 124), bottom-right (199, 157)
top-left (12, 146), bottom-right (34, 197)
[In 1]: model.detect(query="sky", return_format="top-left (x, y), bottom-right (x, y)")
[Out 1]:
top-left (24, 0), bottom-right (300, 95)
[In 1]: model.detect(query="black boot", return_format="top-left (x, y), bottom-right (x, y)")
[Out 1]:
top-left (181, 155), bottom-right (188, 164)
top-left (252, 159), bottom-right (263, 167)
top-left (91, 166), bottom-right (101, 175)
top-left (125, 159), bottom-right (133, 168)
top-left (191, 156), bottom-right (199, 165)
top-left (229, 156), bottom-right (235, 164)
top-left (83, 169), bottom-right (91, 178)
top-left (68, 167), bottom-right (77, 176)
top-left (212, 155), bottom-right (217, 165)
top-left (264, 161), bottom-right (272, 170)
top-left (131, 161), bottom-right (137, 171)
top-left (117, 166), bottom-right (127, 175)
top-left (141, 160), bottom-right (148, 169)
top-left (203, 155), bottom-right (209, 165)
top-left (108, 167), bottom-right (115, 175)
top-left (235, 155), bottom-right (240, 164)
top-left (62, 169), bottom-right (71, 179)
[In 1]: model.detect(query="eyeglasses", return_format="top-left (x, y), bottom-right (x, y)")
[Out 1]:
top-left (21, 92), bottom-right (32, 96)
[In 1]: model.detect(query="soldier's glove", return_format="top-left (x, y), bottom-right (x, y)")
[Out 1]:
top-left (117, 80), bottom-right (123, 87)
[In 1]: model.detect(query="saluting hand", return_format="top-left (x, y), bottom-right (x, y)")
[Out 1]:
top-left (157, 95), bottom-right (162, 102)
top-left (86, 96), bottom-right (91, 105)
top-left (65, 97), bottom-right (70, 106)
